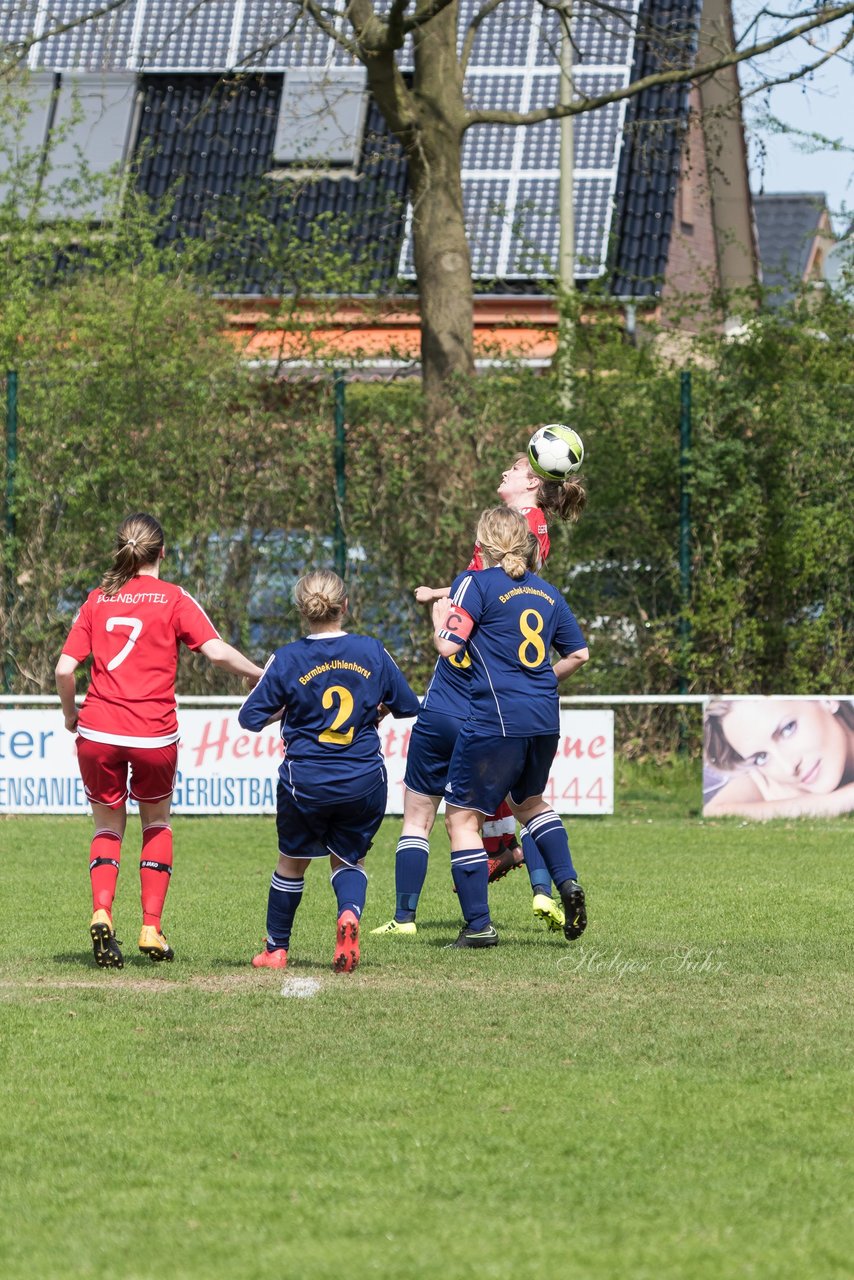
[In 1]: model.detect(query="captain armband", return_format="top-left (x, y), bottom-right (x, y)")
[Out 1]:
top-left (438, 605), bottom-right (474, 643)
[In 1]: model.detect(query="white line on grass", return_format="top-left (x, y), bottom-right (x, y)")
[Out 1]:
top-left (280, 976), bottom-right (323, 999)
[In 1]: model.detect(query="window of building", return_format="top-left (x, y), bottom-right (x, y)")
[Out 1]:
top-left (40, 73), bottom-right (138, 221)
top-left (0, 73), bottom-right (57, 210)
top-left (270, 67), bottom-right (367, 177)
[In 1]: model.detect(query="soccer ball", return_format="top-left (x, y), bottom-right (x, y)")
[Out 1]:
top-left (527, 424), bottom-right (584, 480)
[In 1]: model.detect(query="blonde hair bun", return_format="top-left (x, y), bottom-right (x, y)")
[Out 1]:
top-left (475, 508), bottom-right (530, 580)
top-left (294, 570), bottom-right (347, 624)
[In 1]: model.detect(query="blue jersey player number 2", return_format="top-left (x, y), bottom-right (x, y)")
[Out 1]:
top-left (239, 570), bottom-right (420, 973)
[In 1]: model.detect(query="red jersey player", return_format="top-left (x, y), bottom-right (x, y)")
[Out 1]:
top-left (55, 512), bottom-right (264, 969)
top-left (414, 451), bottom-right (585, 599)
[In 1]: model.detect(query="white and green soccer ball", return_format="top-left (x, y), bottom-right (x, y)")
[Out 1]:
top-left (527, 424), bottom-right (584, 481)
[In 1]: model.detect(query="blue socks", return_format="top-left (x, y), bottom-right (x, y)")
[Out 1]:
top-left (521, 825), bottom-right (552, 896)
top-left (451, 849), bottom-right (490, 932)
top-left (525, 810), bottom-right (577, 887)
top-left (394, 836), bottom-right (429, 922)
top-left (331, 863), bottom-right (368, 920)
top-left (265, 872), bottom-right (304, 951)
top-left (266, 863), bottom-right (369, 952)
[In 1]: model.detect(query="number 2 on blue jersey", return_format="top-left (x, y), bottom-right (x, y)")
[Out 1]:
top-left (319, 684), bottom-right (355, 745)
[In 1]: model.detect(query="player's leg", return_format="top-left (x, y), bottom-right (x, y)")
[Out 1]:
top-left (330, 855), bottom-right (367, 973)
top-left (253, 850), bottom-right (311, 969)
top-left (444, 805), bottom-right (496, 946)
top-left (88, 802), bottom-right (127, 967)
top-left (373, 711), bottom-right (459, 936)
top-left (482, 799), bottom-right (525, 883)
top-left (88, 803), bottom-right (126, 914)
top-left (371, 789), bottom-right (440, 935)
top-left (132, 746), bottom-right (179, 961)
top-left (253, 781), bottom-right (315, 968)
top-left (443, 726), bottom-right (526, 948)
top-left (520, 824), bottom-right (566, 932)
top-left (327, 780), bottom-right (386, 973)
top-left (509, 739), bottom-right (586, 940)
top-left (76, 738), bottom-right (129, 968)
top-left (136, 797), bottom-right (175, 960)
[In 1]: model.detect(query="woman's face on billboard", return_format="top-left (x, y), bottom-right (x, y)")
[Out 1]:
top-left (720, 700), bottom-right (850, 794)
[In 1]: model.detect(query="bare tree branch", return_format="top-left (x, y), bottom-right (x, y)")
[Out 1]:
top-left (739, 23), bottom-right (854, 104)
top-left (461, 0), bottom-right (505, 74)
top-left (227, 2), bottom-right (308, 73)
top-left (303, 0), bottom-right (363, 57)
top-left (401, 0), bottom-right (459, 36)
top-left (464, 3), bottom-right (854, 128)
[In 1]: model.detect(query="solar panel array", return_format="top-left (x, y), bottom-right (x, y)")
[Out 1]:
top-left (403, 0), bottom-right (641, 280)
top-left (4, 0), bottom-right (642, 280)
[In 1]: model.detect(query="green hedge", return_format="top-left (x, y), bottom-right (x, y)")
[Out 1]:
top-left (2, 278), bottom-right (852, 733)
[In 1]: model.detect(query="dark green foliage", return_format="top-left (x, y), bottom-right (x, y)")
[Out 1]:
top-left (688, 303), bottom-right (853, 693)
top-left (1, 176), bottom-right (851, 722)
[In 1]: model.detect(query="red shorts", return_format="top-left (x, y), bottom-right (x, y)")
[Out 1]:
top-left (76, 738), bottom-right (178, 809)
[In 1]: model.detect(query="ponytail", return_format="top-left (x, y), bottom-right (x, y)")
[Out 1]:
top-left (509, 451), bottom-right (587, 524)
top-left (536, 475), bottom-right (587, 524)
top-left (475, 507), bottom-right (529, 580)
top-left (100, 513), bottom-right (164, 596)
top-left (499, 551), bottom-right (527, 579)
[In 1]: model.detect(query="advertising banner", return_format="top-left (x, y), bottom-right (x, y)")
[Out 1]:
top-left (0, 707), bottom-right (614, 816)
top-left (703, 696), bottom-right (854, 820)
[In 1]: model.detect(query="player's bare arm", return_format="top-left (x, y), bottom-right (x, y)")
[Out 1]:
top-left (553, 648), bottom-right (589, 682)
top-left (54, 653), bottom-right (80, 732)
top-left (199, 638), bottom-right (264, 685)
top-left (415, 585), bottom-right (450, 604)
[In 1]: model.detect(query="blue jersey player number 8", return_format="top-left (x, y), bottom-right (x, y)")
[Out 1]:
top-left (433, 507), bottom-right (590, 950)
top-left (441, 571), bottom-right (585, 739)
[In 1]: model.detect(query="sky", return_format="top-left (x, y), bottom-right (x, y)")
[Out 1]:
top-left (734, 3), bottom-right (854, 233)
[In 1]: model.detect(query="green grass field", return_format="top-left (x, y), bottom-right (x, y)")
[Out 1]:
top-left (1, 764), bottom-right (852, 1280)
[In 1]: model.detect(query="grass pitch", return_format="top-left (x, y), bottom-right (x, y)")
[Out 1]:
top-left (1, 763), bottom-right (852, 1279)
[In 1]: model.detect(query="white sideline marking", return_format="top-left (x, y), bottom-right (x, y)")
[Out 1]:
top-left (280, 977), bottom-right (322, 999)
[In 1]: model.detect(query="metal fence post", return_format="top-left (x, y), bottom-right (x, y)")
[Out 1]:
top-left (333, 370), bottom-right (346, 579)
top-left (4, 370), bottom-right (18, 692)
top-left (679, 370), bottom-right (692, 697)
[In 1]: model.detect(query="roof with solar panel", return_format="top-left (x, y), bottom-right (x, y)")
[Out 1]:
top-left (0, 0), bottom-right (700, 296)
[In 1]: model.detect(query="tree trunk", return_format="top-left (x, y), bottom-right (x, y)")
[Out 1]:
top-left (363, 7), bottom-right (474, 406)
top-left (408, 5), bottom-right (477, 508)
top-left (408, 132), bottom-right (474, 428)
top-left (363, 2), bottom-right (477, 496)
top-left (408, 6), bottom-right (474, 428)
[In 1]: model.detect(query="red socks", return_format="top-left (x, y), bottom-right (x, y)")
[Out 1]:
top-left (89, 830), bottom-right (122, 916)
top-left (482, 799), bottom-right (517, 856)
top-left (139, 823), bottom-right (174, 929)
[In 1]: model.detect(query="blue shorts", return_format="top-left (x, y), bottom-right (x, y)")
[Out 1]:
top-left (276, 779), bottom-right (387, 864)
top-left (404, 710), bottom-right (465, 798)
top-left (444, 726), bottom-right (559, 815)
